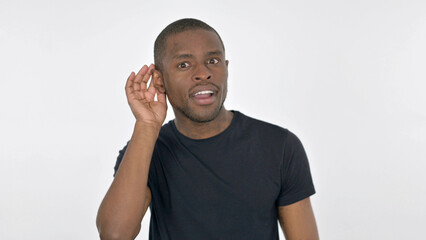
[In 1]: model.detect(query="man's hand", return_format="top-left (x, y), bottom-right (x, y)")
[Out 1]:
top-left (97, 64), bottom-right (166, 240)
top-left (126, 64), bottom-right (167, 128)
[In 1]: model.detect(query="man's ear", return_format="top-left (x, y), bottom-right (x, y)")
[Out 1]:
top-left (153, 69), bottom-right (166, 93)
top-left (225, 60), bottom-right (229, 67)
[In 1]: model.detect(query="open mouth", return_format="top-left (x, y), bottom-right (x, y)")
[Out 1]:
top-left (191, 90), bottom-right (216, 105)
top-left (193, 90), bottom-right (214, 98)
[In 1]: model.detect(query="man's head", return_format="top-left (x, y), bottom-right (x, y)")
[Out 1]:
top-left (153, 18), bottom-right (229, 123)
top-left (154, 18), bottom-right (225, 72)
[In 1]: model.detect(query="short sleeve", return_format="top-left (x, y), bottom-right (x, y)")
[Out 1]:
top-left (276, 131), bottom-right (316, 206)
top-left (113, 141), bottom-right (130, 177)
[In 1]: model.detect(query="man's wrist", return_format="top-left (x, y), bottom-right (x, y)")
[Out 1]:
top-left (134, 121), bottom-right (162, 136)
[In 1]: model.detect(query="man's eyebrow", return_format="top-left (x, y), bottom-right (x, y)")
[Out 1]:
top-left (172, 50), bottom-right (224, 60)
top-left (207, 50), bottom-right (224, 56)
top-left (173, 53), bottom-right (193, 60)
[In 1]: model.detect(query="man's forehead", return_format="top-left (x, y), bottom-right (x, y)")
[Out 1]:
top-left (171, 50), bottom-right (224, 60)
top-left (165, 29), bottom-right (224, 54)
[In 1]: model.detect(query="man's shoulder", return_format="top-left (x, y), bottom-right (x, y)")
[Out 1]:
top-left (230, 111), bottom-right (290, 144)
top-left (158, 119), bottom-right (174, 134)
top-left (236, 111), bottom-right (289, 133)
top-left (156, 119), bottom-right (176, 143)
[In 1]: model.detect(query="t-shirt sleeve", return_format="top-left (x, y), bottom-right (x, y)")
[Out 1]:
top-left (113, 141), bottom-right (130, 177)
top-left (276, 131), bottom-right (316, 206)
top-left (112, 141), bottom-right (155, 195)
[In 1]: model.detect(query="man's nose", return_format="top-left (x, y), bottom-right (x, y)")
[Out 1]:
top-left (193, 64), bottom-right (212, 81)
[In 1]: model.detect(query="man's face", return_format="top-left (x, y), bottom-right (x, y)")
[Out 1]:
top-left (160, 29), bottom-right (229, 123)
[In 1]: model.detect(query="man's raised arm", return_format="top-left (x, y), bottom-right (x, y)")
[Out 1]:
top-left (96, 64), bottom-right (167, 240)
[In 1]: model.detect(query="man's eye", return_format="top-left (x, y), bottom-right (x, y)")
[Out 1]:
top-left (178, 62), bottom-right (190, 69)
top-left (208, 58), bottom-right (219, 64)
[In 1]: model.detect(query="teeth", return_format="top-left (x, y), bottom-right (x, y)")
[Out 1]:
top-left (194, 90), bottom-right (214, 95)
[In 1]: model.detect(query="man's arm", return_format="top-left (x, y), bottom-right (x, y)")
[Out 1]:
top-left (278, 197), bottom-right (319, 240)
top-left (96, 64), bottom-right (167, 240)
top-left (96, 124), bottom-right (157, 240)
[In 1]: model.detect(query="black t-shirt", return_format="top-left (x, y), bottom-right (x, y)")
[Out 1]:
top-left (114, 110), bottom-right (315, 240)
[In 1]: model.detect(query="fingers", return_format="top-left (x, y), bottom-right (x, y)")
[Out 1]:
top-left (131, 64), bottom-right (153, 95)
top-left (134, 65), bottom-right (149, 92)
top-left (147, 70), bottom-right (158, 96)
top-left (126, 64), bottom-right (160, 102)
top-left (156, 89), bottom-right (167, 104)
top-left (125, 71), bottom-right (135, 96)
top-left (150, 68), bottom-right (166, 104)
top-left (136, 65), bottom-right (149, 77)
top-left (141, 64), bottom-right (155, 90)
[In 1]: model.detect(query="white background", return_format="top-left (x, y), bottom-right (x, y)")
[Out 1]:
top-left (1, 0), bottom-right (425, 239)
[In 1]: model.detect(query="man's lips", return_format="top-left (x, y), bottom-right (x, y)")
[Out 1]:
top-left (189, 85), bottom-right (218, 105)
top-left (189, 84), bottom-right (218, 97)
top-left (193, 90), bottom-right (214, 98)
top-left (190, 93), bottom-right (216, 105)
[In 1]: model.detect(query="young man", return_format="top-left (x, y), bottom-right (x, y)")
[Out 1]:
top-left (97, 18), bottom-right (319, 240)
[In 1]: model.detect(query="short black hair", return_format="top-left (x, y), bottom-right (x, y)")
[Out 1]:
top-left (154, 18), bottom-right (225, 71)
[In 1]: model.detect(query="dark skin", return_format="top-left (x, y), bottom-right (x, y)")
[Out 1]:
top-left (96, 29), bottom-right (319, 240)
top-left (154, 29), bottom-right (233, 139)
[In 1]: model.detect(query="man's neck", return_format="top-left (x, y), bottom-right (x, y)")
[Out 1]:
top-left (173, 108), bottom-right (234, 140)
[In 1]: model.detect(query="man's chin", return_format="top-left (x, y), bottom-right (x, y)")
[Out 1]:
top-left (180, 105), bottom-right (224, 124)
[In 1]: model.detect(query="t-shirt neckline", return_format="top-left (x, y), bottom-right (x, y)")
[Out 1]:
top-left (170, 110), bottom-right (240, 142)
